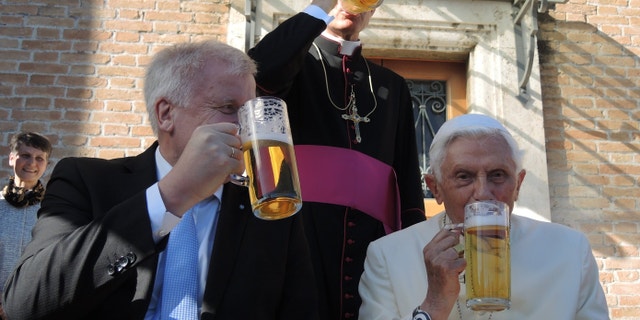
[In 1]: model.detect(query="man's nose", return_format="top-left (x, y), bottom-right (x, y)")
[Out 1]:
top-left (472, 177), bottom-right (493, 201)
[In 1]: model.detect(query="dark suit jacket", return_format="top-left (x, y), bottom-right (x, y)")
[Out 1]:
top-left (3, 143), bottom-right (318, 320)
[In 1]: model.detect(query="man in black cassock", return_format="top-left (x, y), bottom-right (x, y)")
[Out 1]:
top-left (248, 0), bottom-right (426, 318)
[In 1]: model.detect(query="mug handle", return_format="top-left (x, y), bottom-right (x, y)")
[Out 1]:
top-left (229, 173), bottom-right (249, 187)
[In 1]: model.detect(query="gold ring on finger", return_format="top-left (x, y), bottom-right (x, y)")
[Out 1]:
top-left (453, 243), bottom-right (465, 258)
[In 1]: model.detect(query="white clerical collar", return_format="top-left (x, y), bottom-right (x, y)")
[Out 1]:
top-left (321, 31), bottom-right (361, 56)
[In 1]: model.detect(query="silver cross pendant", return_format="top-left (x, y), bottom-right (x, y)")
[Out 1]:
top-left (342, 105), bottom-right (370, 143)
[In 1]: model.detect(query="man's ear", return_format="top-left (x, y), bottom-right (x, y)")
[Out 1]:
top-left (8, 152), bottom-right (16, 167)
top-left (424, 173), bottom-right (444, 204)
top-left (156, 98), bottom-right (175, 133)
top-left (514, 169), bottom-right (526, 201)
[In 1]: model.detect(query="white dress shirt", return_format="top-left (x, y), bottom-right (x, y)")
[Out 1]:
top-left (144, 148), bottom-right (222, 319)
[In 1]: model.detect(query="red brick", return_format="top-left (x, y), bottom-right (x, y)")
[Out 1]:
top-left (19, 62), bottom-right (69, 74)
top-left (145, 11), bottom-right (193, 22)
top-left (0, 26), bottom-right (33, 38)
top-left (51, 121), bottom-right (101, 135)
top-left (90, 136), bottom-right (141, 148)
top-left (0, 73), bottom-right (28, 85)
top-left (106, 0), bottom-right (156, 10)
top-left (92, 111), bottom-right (143, 125)
top-left (63, 29), bottom-right (112, 41)
top-left (103, 20), bottom-right (153, 33)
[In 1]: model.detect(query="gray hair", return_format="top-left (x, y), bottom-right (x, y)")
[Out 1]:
top-left (143, 40), bottom-right (257, 135)
top-left (428, 114), bottom-right (524, 181)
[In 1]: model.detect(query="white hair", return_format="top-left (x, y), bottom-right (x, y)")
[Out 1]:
top-left (428, 114), bottom-right (524, 181)
top-left (143, 40), bottom-right (257, 135)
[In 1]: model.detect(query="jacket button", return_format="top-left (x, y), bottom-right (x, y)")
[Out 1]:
top-left (107, 264), bottom-right (116, 276)
top-left (126, 252), bottom-right (137, 264)
top-left (117, 256), bottom-right (129, 268)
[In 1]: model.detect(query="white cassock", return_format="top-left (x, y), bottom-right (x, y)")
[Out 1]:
top-left (358, 211), bottom-right (610, 320)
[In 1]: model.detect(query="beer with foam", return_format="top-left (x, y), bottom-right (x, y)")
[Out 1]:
top-left (464, 201), bottom-right (511, 312)
top-left (231, 96), bottom-right (302, 220)
top-left (242, 135), bottom-right (301, 220)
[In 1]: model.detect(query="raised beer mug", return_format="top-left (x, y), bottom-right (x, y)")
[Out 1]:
top-left (464, 200), bottom-right (511, 312)
top-left (340, 0), bottom-right (383, 14)
top-left (230, 96), bottom-right (302, 220)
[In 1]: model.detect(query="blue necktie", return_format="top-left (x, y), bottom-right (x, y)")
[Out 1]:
top-left (160, 210), bottom-right (199, 320)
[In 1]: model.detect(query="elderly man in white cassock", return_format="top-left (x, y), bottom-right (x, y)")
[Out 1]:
top-left (358, 114), bottom-right (609, 320)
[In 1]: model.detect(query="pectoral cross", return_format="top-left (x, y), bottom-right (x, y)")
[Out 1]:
top-left (342, 88), bottom-right (370, 143)
top-left (342, 106), bottom-right (370, 143)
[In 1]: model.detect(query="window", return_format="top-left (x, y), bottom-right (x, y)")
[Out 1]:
top-left (372, 59), bottom-right (468, 217)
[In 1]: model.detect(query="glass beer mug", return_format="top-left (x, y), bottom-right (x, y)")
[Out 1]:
top-left (464, 200), bottom-right (511, 312)
top-left (340, 0), bottom-right (383, 14)
top-left (230, 96), bottom-right (302, 220)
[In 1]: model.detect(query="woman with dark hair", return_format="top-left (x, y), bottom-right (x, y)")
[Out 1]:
top-left (0, 131), bottom-right (52, 319)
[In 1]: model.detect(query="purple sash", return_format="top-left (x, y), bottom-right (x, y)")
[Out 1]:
top-left (294, 145), bottom-right (400, 234)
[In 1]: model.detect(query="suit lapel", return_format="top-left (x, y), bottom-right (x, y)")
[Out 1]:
top-left (201, 183), bottom-right (252, 318)
top-left (121, 142), bottom-right (164, 312)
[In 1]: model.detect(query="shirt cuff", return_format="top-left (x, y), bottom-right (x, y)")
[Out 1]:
top-left (146, 183), bottom-right (181, 243)
top-left (303, 4), bottom-right (334, 24)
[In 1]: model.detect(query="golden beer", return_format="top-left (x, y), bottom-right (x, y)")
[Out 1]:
top-left (341, 0), bottom-right (383, 14)
top-left (465, 222), bottom-right (510, 311)
top-left (243, 137), bottom-right (302, 220)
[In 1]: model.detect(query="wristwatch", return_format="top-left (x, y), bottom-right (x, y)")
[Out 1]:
top-left (412, 306), bottom-right (432, 320)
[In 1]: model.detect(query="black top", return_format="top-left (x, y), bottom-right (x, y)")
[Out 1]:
top-left (249, 12), bottom-right (425, 320)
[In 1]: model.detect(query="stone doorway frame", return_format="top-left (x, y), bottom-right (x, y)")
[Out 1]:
top-left (228, 0), bottom-right (557, 220)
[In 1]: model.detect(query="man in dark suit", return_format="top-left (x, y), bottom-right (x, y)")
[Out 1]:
top-left (2, 40), bottom-right (318, 320)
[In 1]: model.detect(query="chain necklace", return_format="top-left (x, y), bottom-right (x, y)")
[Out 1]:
top-left (455, 300), bottom-right (493, 320)
top-left (312, 42), bottom-right (377, 143)
top-left (441, 213), bottom-right (493, 320)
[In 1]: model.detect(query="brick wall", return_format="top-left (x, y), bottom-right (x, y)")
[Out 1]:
top-left (0, 0), bottom-right (638, 318)
top-left (538, 1), bottom-right (640, 318)
top-left (0, 0), bottom-right (230, 179)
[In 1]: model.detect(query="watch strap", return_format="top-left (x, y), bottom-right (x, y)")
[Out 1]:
top-left (412, 305), bottom-right (432, 320)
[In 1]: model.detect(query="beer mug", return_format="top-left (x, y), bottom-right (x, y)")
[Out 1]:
top-left (230, 96), bottom-right (302, 220)
top-left (464, 200), bottom-right (511, 312)
top-left (340, 0), bottom-right (383, 14)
